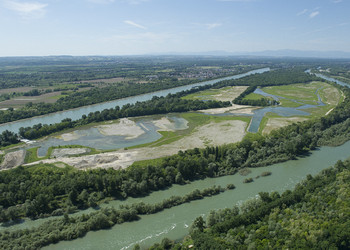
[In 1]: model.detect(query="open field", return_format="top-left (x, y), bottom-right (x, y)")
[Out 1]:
top-left (183, 86), bottom-right (248, 102)
top-left (0, 91), bottom-right (64, 108)
top-left (261, 81), bottom-right (337, 107)
top-left (254, 82), bottom-right (342, 133)
top-left (0, 87), bottom-right (33, 94)
top-left (0, 86), bottom-right (91, 108)
top-left (262, 117), bottom-right (309, 134)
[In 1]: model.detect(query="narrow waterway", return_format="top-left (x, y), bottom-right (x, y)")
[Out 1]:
top-left (247, 85), bottom-right (325, 132)
top-left (0, 68), bottom-right (270, 134)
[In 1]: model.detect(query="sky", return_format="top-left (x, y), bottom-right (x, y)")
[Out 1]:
top-left (0, 0), bottom-right (349, 56)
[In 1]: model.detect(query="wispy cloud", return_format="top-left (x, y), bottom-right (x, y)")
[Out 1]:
top-left (332, 0), bottom-right (343, 3)
top-left (309, 11), bottom-right (320, 18)
top-left (3, 0), bottom-right (48, 19)
top-left (217, 0), bottom-right (255, 2)
top-left (124, 20), bottom-right (147, 29)
top-left (88, 0), bottom-right (115, 4)
top-left (297, 9), bottom-right (308, 16)
top-left (122, 0), bottom-right (149, 4)
top-left (206, 23), bottom-right (222, 29)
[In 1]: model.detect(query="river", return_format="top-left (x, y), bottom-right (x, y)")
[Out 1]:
top-left (0, 68), bottom-right (270, 134)
top-left (41, 140), bottom-right (350, 249)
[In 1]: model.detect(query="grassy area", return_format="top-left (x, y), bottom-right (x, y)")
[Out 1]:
top-left (258, 116), bottom-right (269, 134)
top-left (182, 88), bottom-right (226, 100)
top-left (248, 82), bottom-right (343, 134)
top-left (262, 81), bottom-right (329, 105)
top-left (24, 145), bottom-right (101, 164)
top-left (278, 99), bottom-right (303, 108)
top-left (131, 156), bottom-right (168, 168)
top-left (25, 147), bottom-right (44, 163)
top-left (48, 94), bottom-right (68, 100)
top-left (182, 86), bottom-right (247, 102)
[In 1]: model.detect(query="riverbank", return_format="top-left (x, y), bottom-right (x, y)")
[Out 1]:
top-left (24, 118), bottom-right (247, 169)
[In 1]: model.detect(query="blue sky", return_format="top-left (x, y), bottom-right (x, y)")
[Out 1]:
top-left (0, 0), bottom-right (349, 56)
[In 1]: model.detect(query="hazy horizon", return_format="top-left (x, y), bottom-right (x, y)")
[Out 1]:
top-left (1, 0), bottom-right (349, 57)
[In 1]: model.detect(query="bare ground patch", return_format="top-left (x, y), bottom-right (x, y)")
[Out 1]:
top-left (211, 86), bottom-right (248, 102)
top-left (56, 131), bottom-right (82, 141)
top-left (119, 120), bottom-right (247, 166)
top-left (152, 117), bottom-right (188, 131)
top-left (1, 150), bottom-right (26, 170)
top-left (262, 117), bottom-right (309, 135)
top-left (199, 104), bottom-right (256, 115)
top-left (96, 118), bottom-right (145, 139)
top-left (26, 120), bottom-right (247, 170)
top-left (51, 148), bottom-right (91, 158)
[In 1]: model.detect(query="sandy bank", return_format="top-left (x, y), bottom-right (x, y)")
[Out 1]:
top-left (117, 119), bottom-right (247, 167)
top-left (25, 151), bottom-right (137, 170)
top-left (56, 132), bottom-right (82, 141)
top-left (152, 117), bottom-right (188, 131)
top-left (96, 118), bottom-right (145, 139)
top-left (199, 104), bottom-right (256, 115)
top-left (1, 150), bottom-right (26, 170)
top-left (262, 117), bottom-right (308, 135)
top-left (51, 148), bottom-right (91, 158)
top-left (26, 120), bottom-right (247, 170)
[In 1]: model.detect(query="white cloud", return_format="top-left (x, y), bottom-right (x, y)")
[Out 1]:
top-left (297, 9), bottom-right (308, 16)
top-left (309, 11), bottom-right (319, 18)
top-left (217, 0), bottom-right (254, 2)
top-left (3, 0), bottom-right (47, 19)
top-left (124, 20), bottom-right (147, 29)
top-left (206, 23), bottom-right (222, 29)
top-left (332, 0), bottom-right (343, 3)
top-left (122, 0), bottom-right (149, 4)
top-left (88, 0), bottom-right (115, 4)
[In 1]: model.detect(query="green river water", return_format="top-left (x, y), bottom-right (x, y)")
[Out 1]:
top-left (36, 140), bottom-right (350, 249)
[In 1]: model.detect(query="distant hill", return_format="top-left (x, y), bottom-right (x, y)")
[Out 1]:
top-left (157, 49), bottom-right (350, 59)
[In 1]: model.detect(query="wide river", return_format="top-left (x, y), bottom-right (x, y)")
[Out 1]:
top-left (41, 140), bottom-right (350, 249)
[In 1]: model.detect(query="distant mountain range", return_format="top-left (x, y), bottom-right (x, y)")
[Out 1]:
top-left (158, 49), bottom-right (350, 59)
